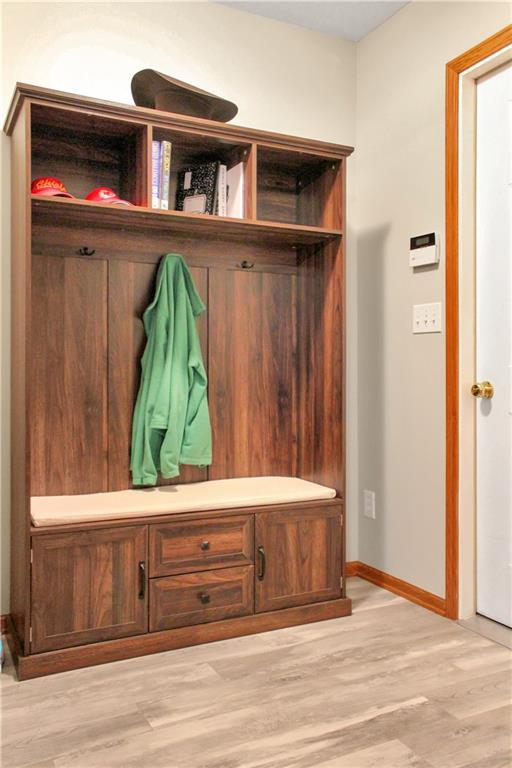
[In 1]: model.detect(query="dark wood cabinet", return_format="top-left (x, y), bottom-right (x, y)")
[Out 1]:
top-left (31, 526), bottom-right (147, 652)
top-left (6, 83), bottom-right (353, 679)
top-left (254, 505), bottom-right (342, 613)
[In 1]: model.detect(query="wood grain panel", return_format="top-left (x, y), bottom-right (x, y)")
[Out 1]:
top-left (30, 255), bottom-right (108, 495)
top-left (255, 505), bottom-right (342, 613)
top-left (31, 526), bottom-right (147, 652)
top-left (297, 240), bottom-right (345, 493)
top-left (150, 514), bottom-right (253, 577)
top-left (108, 261), bottom-right (208, 489)
top-left (296, 160), bottom-right (345, 494)
top-left (108, 260), bottom-right (155, 490)
top-left (208, 269), bottom-right (297, 478)
top-left (10, 101), bottom-right (31, 653)
top-left (32, 219), bottom-right (299, 275)
top-left (150, 565), bottom-right (254, 631)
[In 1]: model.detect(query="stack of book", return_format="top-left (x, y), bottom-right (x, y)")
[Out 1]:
top-left (152, 140), bottom-right (173, 210)
top-left (151, 140), bottom-right (244, 218)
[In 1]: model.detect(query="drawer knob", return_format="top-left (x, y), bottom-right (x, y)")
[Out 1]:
top-left (200, 540), bottom-right (210, 551)
top-left (199, 592), bottom-right (211, 605)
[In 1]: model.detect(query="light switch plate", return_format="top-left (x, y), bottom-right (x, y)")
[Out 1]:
top-left (413, 302), bottom-right (442, 334)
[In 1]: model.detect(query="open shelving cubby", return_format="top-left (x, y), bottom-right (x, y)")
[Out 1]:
top-left (30, 102), bottom-right (148, 206)
top-left (151, 125), bottom-right (255, 218)
top-left (257, 145), bottom-right (343, 228)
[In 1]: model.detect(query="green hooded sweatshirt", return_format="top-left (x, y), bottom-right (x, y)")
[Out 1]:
top-left (130, 253), bottom-right (212, 485)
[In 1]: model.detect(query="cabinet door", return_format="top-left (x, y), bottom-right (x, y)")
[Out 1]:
top-left (255, 506), bottom-right (342, 613)
top-left (31, 526), bottom-right (147, 653)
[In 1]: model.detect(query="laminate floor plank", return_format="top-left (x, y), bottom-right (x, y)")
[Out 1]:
top-left (313, 738), bottom-right (431, 767)
top-left (1, 578), bottom-right (510, 768)
top-left (399, 704), bottom-right (512, 768)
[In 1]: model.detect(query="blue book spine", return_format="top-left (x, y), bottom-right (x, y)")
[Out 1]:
top-left (151, 141), bottom-right (161, 209)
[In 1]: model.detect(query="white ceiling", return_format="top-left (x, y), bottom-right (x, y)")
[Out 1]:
top-left (218, 1), bottom-right (409, 42)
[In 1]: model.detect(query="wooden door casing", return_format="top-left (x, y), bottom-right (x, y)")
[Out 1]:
top-left (31, 526), bottom-right (147, 653)
top-left (255, 505), bottom-right (342, 613)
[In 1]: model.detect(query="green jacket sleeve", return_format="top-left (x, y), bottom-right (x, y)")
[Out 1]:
top-left (130, 254), bottom-right (212, 485)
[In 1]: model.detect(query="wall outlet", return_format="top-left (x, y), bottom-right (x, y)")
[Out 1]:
top-left (363, 489), bottom-right (376, 519)
top-left (413, 302), bottom-right (442, 334)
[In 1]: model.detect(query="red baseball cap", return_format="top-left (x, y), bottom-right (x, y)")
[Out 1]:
top-left (86, 187), bottom-right (132, 206)
top-left (31, 176), bottom-right (74, 198)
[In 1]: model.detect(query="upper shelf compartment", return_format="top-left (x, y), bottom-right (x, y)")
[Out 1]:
top-left (30, 103), bottom-right (148, 206)
top-left (257, 146), bottom-right (343, 229)
top-left (27, 94), bottom-right (348, 244)
top-left (151, 126), bottom-right (254, 218)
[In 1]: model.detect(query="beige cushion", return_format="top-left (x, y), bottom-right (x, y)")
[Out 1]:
top-left (31, 476), bottom-right (337, 527)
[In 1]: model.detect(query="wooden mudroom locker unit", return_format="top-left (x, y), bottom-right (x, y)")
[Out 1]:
top-left (5, 84), bottom-right (354, 680)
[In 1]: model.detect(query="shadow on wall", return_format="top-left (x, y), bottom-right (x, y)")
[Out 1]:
top-left (357, 223), bottom-right (389, 567)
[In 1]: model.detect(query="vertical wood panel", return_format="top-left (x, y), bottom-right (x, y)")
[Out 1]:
top-left (297, 243), bottom-right (344, 492)
top-left (208, 269), bottom-right (297, 479)
top-left (10, 101), bottom-right (31, 652)
top-left (244, 143), bottom-right (257, 220)
top-left (30, 255), bottom-right (108, 495)
top-left (108, 260), bottom-right (155, 491)
top-left (108, 260), bottom-right (208, 489)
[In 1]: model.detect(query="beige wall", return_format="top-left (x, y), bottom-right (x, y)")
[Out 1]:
top-left (0, 2), bottom-right (357, 613)
top-left (355, 1), bottom-right (511, 597)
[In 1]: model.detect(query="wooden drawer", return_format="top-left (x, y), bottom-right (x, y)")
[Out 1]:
top-left (150, 565), bottom-right (254, 631)
top-left (149, 515), bottom-right (253, 577)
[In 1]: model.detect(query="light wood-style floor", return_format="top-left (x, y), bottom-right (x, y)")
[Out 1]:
top-left (1, 578), bottom-right (511, 768)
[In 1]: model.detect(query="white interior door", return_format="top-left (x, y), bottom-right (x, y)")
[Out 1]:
top-left (475, 61), bottom-right (512, 628)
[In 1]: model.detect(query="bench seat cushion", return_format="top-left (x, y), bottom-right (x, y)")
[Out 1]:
top-left (31, 476), bottom-right (337, 527)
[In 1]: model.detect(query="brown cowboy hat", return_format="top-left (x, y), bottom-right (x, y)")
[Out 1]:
top-left (131, 70), bottom-right (238, 122)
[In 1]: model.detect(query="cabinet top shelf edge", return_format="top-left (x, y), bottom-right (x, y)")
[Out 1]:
top-left (31, 196), bottom-right (344, 245)
top-left (4, 83), bottom-right (355, 159)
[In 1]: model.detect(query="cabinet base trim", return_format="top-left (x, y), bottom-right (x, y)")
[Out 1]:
top-left (9, 598), bottom-right (352, 680)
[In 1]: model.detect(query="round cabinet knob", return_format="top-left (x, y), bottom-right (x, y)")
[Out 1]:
top-left (471, 381), bottom-right (494, 399)
top-left (199, 593), bottom-right (211, 605)
top-left (200, 540), bottom-right (210, 551)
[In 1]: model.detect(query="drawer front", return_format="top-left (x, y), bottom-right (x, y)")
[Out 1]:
top-left (150, 566), bottom-right (254, 631)
top-left (149, 515), bottom-right (254, 577)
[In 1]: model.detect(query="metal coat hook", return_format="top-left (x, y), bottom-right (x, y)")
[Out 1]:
top-left (240, 260), bottom-right (254, 270)
top-left (77, 247), bottom-right (96, 257)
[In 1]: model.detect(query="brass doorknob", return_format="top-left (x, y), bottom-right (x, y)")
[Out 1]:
top-left (471, 381), bottom-right (494, 399)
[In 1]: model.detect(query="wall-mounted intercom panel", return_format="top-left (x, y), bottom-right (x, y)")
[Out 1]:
top-left (409, 232), bottom-right (439, 267)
